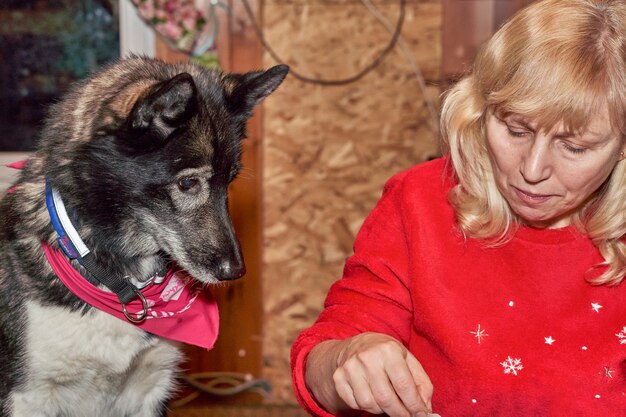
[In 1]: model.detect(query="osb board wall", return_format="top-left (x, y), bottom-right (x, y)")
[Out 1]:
top-left (261, 0), bottom-right (442, 404)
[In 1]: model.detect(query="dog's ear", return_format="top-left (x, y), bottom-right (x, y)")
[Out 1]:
top-left (223, 65), bottom-right (289, 120)
top-left (127, 72), bottom-right (198, 145)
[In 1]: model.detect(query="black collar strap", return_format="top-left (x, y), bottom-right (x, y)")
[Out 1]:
top-left (44, 179), bottom-right (160, 306)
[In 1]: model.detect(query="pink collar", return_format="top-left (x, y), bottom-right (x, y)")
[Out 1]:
top-left (42, 242), bottom-right (219, 349)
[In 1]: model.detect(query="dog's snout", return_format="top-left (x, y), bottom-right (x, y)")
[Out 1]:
top-left (217, 258), bottom-right (246, 281)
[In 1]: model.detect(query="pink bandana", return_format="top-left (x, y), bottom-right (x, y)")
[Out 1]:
top-left (42, 242), bottom-right (219, 349)
top-left (5, 160), bottom-right (25, 193)
top-left (5, 160), bottom-right (25, 169)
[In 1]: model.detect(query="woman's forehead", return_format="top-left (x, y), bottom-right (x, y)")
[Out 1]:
top-left (492, 101), bottom-right (617, 135)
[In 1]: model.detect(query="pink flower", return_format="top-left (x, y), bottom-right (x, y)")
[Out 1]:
top-left (132, 0), bottom-right (210, 54)
top-left (137, 2), bottom-right (155, 19)
top-left (181, 16), bottom-right (199, 31)
top-left (164, 1), bottom-right (178, 14)
top-left (159, 21), bottom-right (183, 41)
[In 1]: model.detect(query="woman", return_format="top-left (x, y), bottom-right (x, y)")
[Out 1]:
top-left (291, 1), bottom-right (626, 416)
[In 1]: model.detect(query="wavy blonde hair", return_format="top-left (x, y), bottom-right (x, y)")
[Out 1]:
top-left (440, 0), bottom-right (626, 285)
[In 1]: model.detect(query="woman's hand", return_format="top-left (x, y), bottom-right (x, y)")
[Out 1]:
top-left (305, 332), bottom-right (433, 417)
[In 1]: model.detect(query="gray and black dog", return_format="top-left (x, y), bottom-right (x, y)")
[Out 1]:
top-left (0, 57), bottom-right (288, 416)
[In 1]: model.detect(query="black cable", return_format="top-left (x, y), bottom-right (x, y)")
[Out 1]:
top-left (240, 0), bottom-right (406, 86)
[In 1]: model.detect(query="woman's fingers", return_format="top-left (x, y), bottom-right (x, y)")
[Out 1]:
top-left (369, 368), bottom-right (417, 416)
top-left (387, 352), bottom-right (431, 415)
top-left (406, 352), bottom-right (434, 411)
top-left (333, 334), bottom-right (433, 417)
top-left (333, 367), bottom-right (361, 411)
top-left (335, 356), bottom-right (384, 414)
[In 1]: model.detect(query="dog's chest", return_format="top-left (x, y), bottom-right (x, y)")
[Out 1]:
top-left (12, 301), bottom-right (182, 417)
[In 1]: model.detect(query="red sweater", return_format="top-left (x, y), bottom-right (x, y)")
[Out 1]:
top-left (291, 158), bottom-right (626, 417)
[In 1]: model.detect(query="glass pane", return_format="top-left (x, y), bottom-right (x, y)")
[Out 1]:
top-left (0, 0), bottom-right (119, 151)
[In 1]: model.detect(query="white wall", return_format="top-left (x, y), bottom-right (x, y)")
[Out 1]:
top-left (119, 0), bottom-right (155, 57)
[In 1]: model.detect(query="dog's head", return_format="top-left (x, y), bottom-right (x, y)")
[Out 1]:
top-left (40, 58), bottom-right (288, 284)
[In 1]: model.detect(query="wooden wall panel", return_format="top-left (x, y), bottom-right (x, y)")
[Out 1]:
top-left (261, 0), bottom-right (441, 403)
top-left (442, 0), bottom-right (535, 82)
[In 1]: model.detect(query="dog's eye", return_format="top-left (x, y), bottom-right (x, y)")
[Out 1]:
top-left (178, 177), bottom-right (200, 193)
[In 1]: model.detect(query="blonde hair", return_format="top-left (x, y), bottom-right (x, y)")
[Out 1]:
top-left (440, 0), bottom-right (626, 285)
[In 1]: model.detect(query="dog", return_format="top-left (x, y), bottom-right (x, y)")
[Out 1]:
top-left (0, 56), bottom-right (288, 417)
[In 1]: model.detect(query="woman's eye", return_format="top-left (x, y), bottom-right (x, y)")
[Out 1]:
top-left (178, 177), bottom-right (200, 193)
top-left (507, 126), bottom-right (527, 137)
top-left (563, 143), bottom-right (587, 155)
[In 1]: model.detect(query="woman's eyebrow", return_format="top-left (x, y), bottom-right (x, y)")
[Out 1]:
top-left (501, 114), bottom-right (535, 131)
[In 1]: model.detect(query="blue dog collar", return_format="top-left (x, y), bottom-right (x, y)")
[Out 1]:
top-left (44, 179), bottom-right (90, 260)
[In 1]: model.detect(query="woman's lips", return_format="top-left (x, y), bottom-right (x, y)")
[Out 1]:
top-left (514, 187), bottom-right (552, 204)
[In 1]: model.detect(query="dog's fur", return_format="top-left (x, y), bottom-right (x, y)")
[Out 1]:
top-left (0, 57), bottom-right (288, 417)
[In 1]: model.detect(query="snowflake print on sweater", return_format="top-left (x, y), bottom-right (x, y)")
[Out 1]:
top-left (470, 324), bottom-right (488, 344)
top-left (603, 366), bottom-right (615, 379)
top-left (617, 326), bottom-right (626, 344)
top-left (500, 356), bottom-right (523, 376)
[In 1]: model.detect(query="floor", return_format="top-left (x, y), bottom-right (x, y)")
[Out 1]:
top-left (167, 405), bottom-right (309, 417)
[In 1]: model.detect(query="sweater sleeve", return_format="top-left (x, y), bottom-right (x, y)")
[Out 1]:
top-left (291, 172), bottom-right (415, 416)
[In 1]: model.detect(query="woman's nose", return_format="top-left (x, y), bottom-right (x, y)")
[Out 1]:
top-left (520, 140), bottom-right (552, 183)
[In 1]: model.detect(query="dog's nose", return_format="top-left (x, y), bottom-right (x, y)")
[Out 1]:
top-left (217, 259), bottom-right (246, 281)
